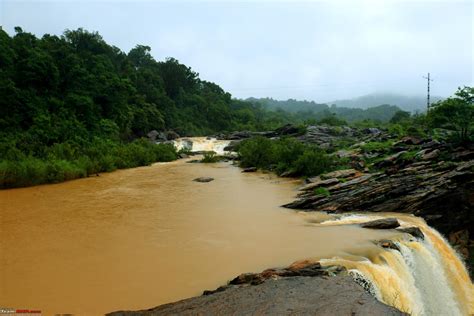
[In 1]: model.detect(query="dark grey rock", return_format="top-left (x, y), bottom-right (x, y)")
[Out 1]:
top-left (242, 167), bottom-right (257, 173)
top-left (107, 276), bottom-right (405, 316)
top-left (360, 218), bottom-right (400, 229)
top-left (166, 131), bottom-right (180, 140)
top-left (193, 177), bottom-right (214, 183)
top-left (397, 227), bottom-right (424, 240)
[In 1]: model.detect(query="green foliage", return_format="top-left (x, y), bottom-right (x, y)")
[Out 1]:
top-left (314, 187), bottom-right (331, 197)
top-left (201, 151), bottom-right (220, 163)
top-left (428, 86), bottom-right (474, 143)
top-left (318, 114), bottom-right (348, 126)
top-left (0, 140), bottom-right (177, 188)
top-left (360, 141), bottom-right (393, 153)
top-left (0, 26), bottom-right (299, 188)
top-left (400, 150), bottom-right (419, 162)
top-left (251, 98), bottom-right (405, 123)
top-left (238, 137), bottom-right (335, 177)
top-left (2, 26), bottom-right (470, 188)
top-left (238, 137), bottom-right (276, 169)
top-left (390, 110), bottom-right (411, 123)
top-left (292, 149), bottom-right (332, 176)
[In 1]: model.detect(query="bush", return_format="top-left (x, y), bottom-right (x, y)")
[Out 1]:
top-left (318, 115), bottom-right (347, 126)
top-left (238, 137), bottom-right (275, 169)
top-left (153, 143), bottom-right (178, 162)
top-left (238, 136), bottom-right (336, 177)
top-left (314, 187), bottom-right (331, 197)
top-left (360, 141), bottom-right (393, 153)
top-left (293, 149), bottom-right (332, 176)
top-left (0, 137), bottom-right (178, 188)
top-left (201, 151), bottom-right (220, 163)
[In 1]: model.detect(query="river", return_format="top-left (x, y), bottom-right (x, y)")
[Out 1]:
top-left (0, 138), bottom-right (472, 315)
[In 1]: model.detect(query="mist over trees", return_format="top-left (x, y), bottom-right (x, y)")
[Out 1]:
top-left (0, 27), bottom-right (471, 188)
top-left (329, 93), bottom-right (443, 112)
top-left (248, 98), bottom-right (404, 123)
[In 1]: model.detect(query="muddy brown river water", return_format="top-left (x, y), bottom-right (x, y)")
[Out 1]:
top-left (0, 159), bottom-right (401, 315)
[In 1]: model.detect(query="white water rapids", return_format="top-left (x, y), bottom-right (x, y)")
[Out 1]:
top-left (318, 214), bottom-right (473, 315)
top-left (173, 137), bottom-right (231, 155)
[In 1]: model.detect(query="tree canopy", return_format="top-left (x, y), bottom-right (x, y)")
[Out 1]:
top-left (428, 86), bottom-right (474, 142)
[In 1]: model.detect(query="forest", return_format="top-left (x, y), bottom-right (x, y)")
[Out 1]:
top-left (1, 27), bottom-right (472, 188)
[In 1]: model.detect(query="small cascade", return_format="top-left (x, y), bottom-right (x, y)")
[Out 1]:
top-left (318, 214), bottom-right (473, 315)
top-left (173, 137), bottom-right (231, 155)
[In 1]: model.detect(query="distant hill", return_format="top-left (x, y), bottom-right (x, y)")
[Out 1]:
top-left (245, 97), bottom-right (329, 113)
top-left (245, 98), bottom-right (402, 123)
top-left (329, 93), bottom-right (443, 112)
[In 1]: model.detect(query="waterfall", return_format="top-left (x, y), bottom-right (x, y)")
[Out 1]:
top-left (173, 137), bottom-right (231, 155)
top-left (319, 214), bottom-right (473, 315)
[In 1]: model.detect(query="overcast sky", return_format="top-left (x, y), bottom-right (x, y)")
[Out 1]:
top-left (1, 0), bottom-right (472, 102)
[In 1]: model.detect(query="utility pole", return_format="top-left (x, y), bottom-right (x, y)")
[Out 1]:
top-left (422, 73), bottom-right (433, 112)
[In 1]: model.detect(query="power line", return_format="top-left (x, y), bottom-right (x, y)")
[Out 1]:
top-left (422, 73), bottom-right (434, 112)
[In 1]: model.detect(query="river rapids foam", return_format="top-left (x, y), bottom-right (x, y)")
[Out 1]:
top-left (173, 137), bottom-right (231, 155)
top-left (319, 214), bottom-right (473, 315)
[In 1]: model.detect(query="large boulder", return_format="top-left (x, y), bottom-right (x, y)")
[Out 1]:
top-left (396, 136), bottom-right (423, 145)
top-left (375, 151), bottom-right (407, 168)
top-left (166, 131), bottom-right (180, 140)
top-left (146, 130), bottom-right (159, 142)
top-left (360, 218), bottom-right (400, 229)
top-left (275, 123), bottom-right (301, 135)
top-left (224, 140), bottom-right (241, 152)
top-left (421, 149), bottom-right (440, 161)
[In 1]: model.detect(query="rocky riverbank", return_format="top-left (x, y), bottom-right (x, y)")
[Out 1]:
top-left (107, 262), bottom-right (406, 316)
top-left (283, 137), bottom-right (474, 265)
top-left (106, 126), bottom-right (473, 315)
top-left (179, 125), bottom-right (473, 268)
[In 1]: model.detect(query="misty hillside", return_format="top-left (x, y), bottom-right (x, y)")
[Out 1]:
top-left (329, 93), bottom-right (443, 112)
top-left (245, 98), bottom-right (402, 123)
top-left (246, 98), bottom-right (329, 113)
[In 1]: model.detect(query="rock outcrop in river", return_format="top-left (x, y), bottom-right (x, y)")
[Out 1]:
top-left (284, 139), bottom-right (474, 262)
top-left (107, 262), bottom-right (406, 316)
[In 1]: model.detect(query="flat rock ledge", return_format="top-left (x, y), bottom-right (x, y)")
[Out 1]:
top-left (107, 263), bottom-right (406, 316)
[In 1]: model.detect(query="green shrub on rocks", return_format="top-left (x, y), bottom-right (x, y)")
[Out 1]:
top-left (237, 137), bottom-right (335, 177)
top-left (314, 187), bottom-right (331, 197)
top-left (201, 152), bottom-right (221, 163)
top-left (360, 141), bottom-right (393, 153)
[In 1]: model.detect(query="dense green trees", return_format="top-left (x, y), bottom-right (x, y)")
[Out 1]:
top-left (2, 26), bottom-right (470, 188)
top-left (428, 86), bottom-right (474, 142)
top-left (0, 27), bottom-right (313, 188)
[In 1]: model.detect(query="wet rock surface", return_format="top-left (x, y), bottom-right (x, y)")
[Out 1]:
top-left (193, 177), bottom-right (214, 183)
top-left (284, 142), bottom-right (474, 266)
top-left (107, 263), bottom-right (406, 316)
top-left (284, 148), bottom-right (473, 236)
top-left (241, 167), bottom-right (257, 172)
top-left (360, 218), bottom-right (400, 229)
top-left (397, 226), bottom-right (425, 240)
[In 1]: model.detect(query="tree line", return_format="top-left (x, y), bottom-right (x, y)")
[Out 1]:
top-left (0, 27), bottom-right (471, 188)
